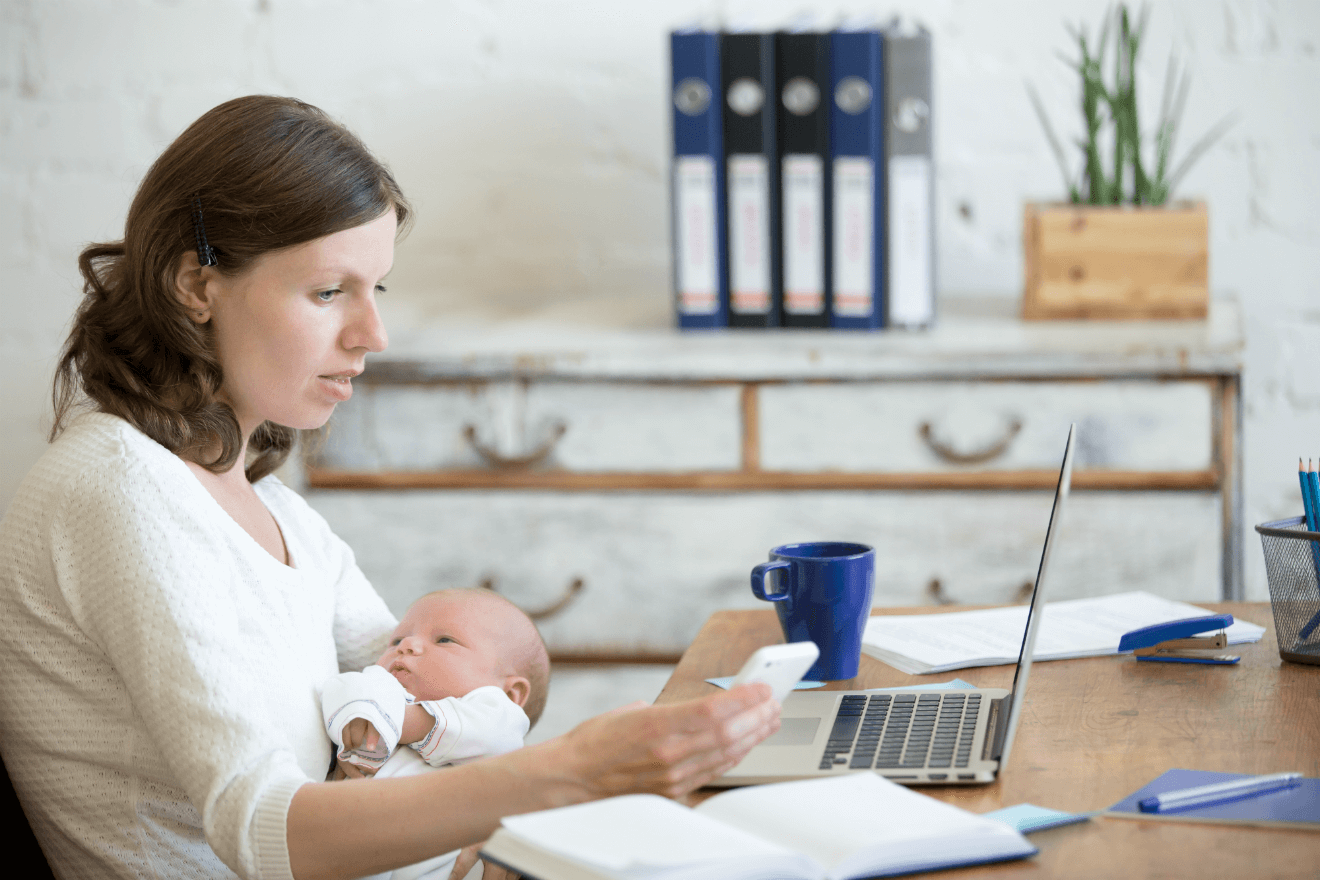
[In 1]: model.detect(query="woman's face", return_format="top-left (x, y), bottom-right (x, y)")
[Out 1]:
top-left (205, 211), bottom-right (396, 435)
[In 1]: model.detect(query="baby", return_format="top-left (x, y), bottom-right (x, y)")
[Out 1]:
top-left (320, 588), bottom-right (551, 879)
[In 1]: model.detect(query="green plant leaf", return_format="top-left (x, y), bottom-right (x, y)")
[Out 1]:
top-left (1166, 112), bottom-right (1238, 197)
top-left (1027, 82), bottom-right (1079, 198)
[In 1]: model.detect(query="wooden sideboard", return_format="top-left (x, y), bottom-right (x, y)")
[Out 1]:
top-left (303, 296), bottom-right (1243, 662)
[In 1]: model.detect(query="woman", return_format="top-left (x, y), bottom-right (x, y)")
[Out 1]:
top-left (0, 96), bottom-right (778, 880)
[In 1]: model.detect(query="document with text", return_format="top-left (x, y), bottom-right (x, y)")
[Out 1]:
top-left (862, 591), bottom-right (1266, 675)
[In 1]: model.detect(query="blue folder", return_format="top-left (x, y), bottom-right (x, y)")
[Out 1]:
top-left (828, 26), bottom-right (885, 329)
top-left (670, 28), bottom-right (729, 329)
top-left (1107, 769), bottom-right (1320, 829)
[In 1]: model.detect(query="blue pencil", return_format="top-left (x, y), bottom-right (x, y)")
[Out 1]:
top-left (1301, 459), bottom-right (1315, 529)
top-left (1298, 459), bottom-right (1320, 642)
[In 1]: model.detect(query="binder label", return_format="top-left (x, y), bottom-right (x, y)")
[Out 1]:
top-left (832, 157), bottom-right (874, 317)
top-left (782, 154), bottom-right (825, 315)
top-left (674, 155), bottom-right (719, 315)
top-left (888, 155), bottom-right (933, 326)
top-left (728, 154), bottom-right (771, 314)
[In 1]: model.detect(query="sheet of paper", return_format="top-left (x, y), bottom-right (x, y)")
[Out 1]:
top-left (862, 591), bottom-right (1266, 674)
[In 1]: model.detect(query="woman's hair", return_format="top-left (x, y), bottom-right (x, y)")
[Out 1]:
top-left (52, 95), bottom-right (410, 482)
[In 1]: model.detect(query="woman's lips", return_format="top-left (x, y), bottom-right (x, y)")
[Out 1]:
top-left (318, 373), bottom-right (355, 401)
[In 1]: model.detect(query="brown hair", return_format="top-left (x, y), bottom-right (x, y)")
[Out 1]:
top-left (52, 95), bottom-right (411, 482)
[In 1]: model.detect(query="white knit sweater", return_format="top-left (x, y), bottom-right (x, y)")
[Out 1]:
top-left (0, 413), bottom-right (397, 879)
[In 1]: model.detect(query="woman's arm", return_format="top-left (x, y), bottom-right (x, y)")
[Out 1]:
top-left (287, 683), bottom-right (778, 880)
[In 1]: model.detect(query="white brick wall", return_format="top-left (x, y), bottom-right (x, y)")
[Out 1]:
top-left (2, 0), bottom-right (1317, 600)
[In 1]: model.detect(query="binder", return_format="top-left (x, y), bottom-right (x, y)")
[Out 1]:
top-left (721, 31), bottom-right (780, 328)
top-left (670, 28), bottom-right (728, 329)
top-left (829, 26), bottom-right (885, 330)
top-left (883, 23), bottom-right (935, 328)
top-left (774, 30), bottom-right (831, 328)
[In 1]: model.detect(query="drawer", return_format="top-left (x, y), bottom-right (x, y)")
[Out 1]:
top-left (758, 379), bottom-right (1214, 472)
top-left (317, 380), bottom-right (743, 473)
top-left (308, 489), bottom-right (1221, 656)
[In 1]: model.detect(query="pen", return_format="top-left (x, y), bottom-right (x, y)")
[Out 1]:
top-left (1301, 460), bottom-right (1320, 642)
top-left (1138, 772), bottom-right (1302, 813)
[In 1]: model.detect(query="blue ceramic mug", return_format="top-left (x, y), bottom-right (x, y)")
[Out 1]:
top-left (751, 542), bottom-right (875, 681)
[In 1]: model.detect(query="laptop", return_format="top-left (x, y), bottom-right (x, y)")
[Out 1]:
top-left (716, 424), bottom-right (1076, 787)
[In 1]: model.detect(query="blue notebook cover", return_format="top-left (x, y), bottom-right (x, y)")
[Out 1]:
top-left (829, 27), bottom-right (885, 330)
top-left (1107, 769), bottom-right (1320, 829)
top-left (670, 28), bottom-right (728, 329)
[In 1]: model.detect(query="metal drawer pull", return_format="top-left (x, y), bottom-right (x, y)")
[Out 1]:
top-left (463, 420), bottom-right (567, 470)
top-left (919, 417), bottom-right (1023, 465)
top-left (926, 578), bottom-right (1035, 606)
top-left (478, 576), bottom-right (585, 621)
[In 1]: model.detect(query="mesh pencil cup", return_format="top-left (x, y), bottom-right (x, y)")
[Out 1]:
top-left (1255, 516), bottom-right (1320, 665)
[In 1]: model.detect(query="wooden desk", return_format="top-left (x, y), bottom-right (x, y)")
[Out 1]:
top-left (656, 603), bottom-right (1319, 878)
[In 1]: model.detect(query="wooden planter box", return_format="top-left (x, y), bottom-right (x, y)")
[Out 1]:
top-left (1022, 201), bottom-right (1208, 320)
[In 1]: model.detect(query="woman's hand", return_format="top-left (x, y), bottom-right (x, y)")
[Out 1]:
top-left (550, 682), bottom-right (780, 801)
top-left (448, 843), bottom-right (519, 880)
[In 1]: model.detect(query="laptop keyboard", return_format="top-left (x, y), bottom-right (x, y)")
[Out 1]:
top-left (819, 692), bottom-right (982, 772)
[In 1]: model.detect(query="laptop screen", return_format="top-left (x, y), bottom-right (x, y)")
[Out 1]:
top-left (994, 424), bottom-right (1076, 770)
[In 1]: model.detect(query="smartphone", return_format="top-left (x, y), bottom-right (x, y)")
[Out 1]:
top-left (729, 642), bottom-right (820, 703)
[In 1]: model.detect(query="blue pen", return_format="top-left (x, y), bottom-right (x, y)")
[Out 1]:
top-left (1138, 772), bottom-right (1302, 814)
top-left (1308, 460), bottom-right (1320, 531)
top-left (1300, 460), bottom-right (1320, 642)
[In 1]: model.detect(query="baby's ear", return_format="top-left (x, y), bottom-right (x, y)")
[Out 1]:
top-left (503, 675), bottom-right (531, 708)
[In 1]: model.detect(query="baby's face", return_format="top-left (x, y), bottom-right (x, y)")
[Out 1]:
top-left (376, 591), bottom-right (520, 702)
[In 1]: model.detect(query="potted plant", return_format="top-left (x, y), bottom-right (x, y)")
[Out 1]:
top-left (1023, 3), bottom-right (1234, 320)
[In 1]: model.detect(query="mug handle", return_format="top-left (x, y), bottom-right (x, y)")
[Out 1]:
top-left (751, 560), bottom-right (792, 602)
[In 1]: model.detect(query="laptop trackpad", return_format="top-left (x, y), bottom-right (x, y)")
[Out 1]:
top-left (761, 717), bottom-right (820, 746)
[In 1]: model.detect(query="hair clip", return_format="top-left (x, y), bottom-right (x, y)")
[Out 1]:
top-left (192, 197), bottom-right (217, 267)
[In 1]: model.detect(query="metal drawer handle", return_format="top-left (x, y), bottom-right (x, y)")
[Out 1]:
top-left (478, 576), bottom-right (585, 621)
top-left (927, 578), bottom-right (1035, 605)
top-left (919, 417), bottom-right (1023, 465)
top-left (463, 420), bottom-right (567, 470)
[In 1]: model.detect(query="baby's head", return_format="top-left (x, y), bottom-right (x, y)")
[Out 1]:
top-left (377, 589), bottom-right (551, 727)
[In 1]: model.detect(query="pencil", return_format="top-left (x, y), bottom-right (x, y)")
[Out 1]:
top-left (1300, 459), bottom-right (1315, 530)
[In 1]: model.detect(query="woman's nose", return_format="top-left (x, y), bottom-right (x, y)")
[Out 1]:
top-left (343, 293), bottom-right (389, 354)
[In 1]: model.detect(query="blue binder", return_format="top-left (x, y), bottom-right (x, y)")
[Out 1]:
top-left (671, 29), bottom-right (728, 329)
top-left (829, 26), bottom-right (885, 330)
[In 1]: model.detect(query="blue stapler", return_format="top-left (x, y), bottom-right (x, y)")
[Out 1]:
top-left (1117, 615), bottom-right (1240, 664)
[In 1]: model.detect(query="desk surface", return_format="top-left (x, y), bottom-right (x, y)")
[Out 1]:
top-left (655, 603), bottom-right (1318, 878)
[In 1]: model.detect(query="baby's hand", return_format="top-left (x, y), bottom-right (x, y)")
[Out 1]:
top-left (342, 716), bottom-right (382, 754)
top-left (320, 666), bottom-right (408, 773)
top-left (336, 716), bottom-right (391, 777)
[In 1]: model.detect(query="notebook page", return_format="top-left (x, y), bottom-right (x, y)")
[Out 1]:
top-left (696, 774), bottom-right (1028, 876)
top-left (500, 794), bottom-right (810, 874)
